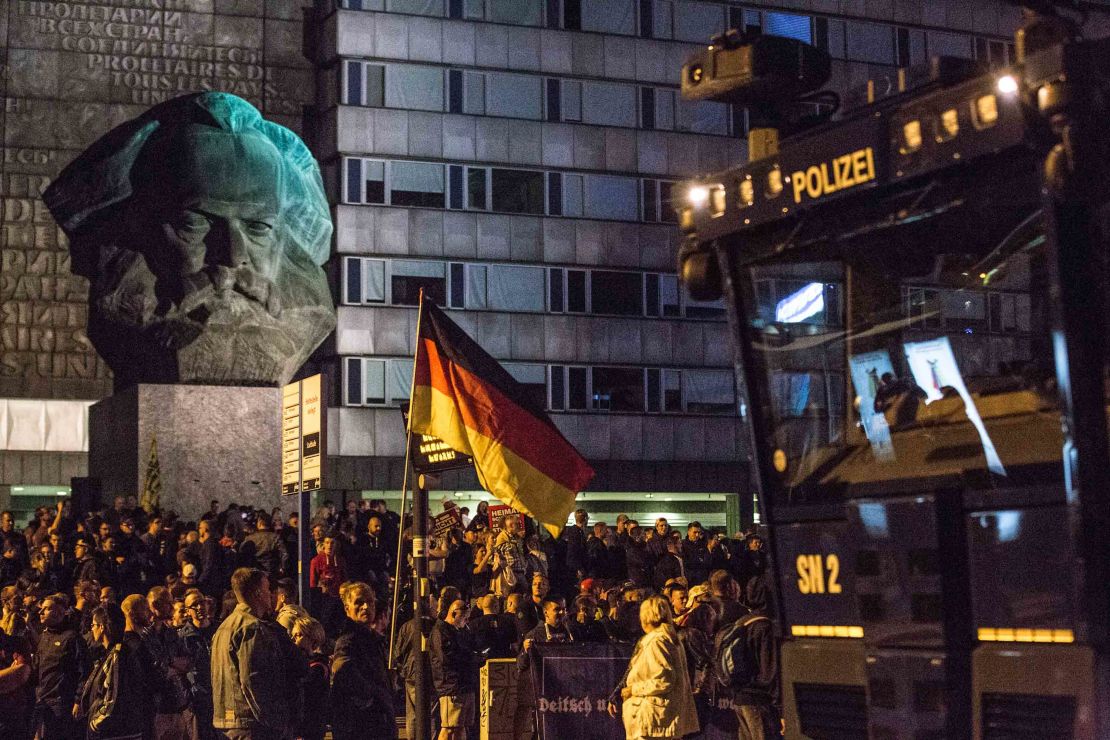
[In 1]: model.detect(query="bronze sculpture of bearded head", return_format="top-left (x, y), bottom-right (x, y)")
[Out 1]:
top-left (45, 92), bottom-right (336, 388)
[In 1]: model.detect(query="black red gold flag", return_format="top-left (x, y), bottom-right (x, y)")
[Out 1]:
top-left (408, 299), bottom-right (594, 536)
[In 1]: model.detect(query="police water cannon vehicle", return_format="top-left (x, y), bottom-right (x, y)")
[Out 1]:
top-left (676, 2), bottom-right (1110, 737)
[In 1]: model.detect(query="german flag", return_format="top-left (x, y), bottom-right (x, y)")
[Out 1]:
top-left (409, 300), bottom-right (594, 536)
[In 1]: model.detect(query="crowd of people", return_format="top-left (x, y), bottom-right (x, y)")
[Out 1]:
top-left (0, 495), bottom-right (779, 740)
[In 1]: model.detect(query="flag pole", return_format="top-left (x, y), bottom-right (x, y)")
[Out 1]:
top-left (386, 290), bottom-right (428, 740)
top-left (389, 288), bottom-right (425, 666)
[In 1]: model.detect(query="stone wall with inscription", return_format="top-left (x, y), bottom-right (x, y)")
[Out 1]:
top-left (0, 0), bottom-right (316, 406)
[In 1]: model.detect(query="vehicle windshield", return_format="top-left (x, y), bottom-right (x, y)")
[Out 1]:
top-left (734, 188), bottom-right (1063, 507)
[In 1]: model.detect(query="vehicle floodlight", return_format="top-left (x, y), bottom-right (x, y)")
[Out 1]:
top-left (688, 185), bottom-right (710, 208)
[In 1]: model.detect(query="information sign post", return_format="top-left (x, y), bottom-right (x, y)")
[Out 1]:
top-left (281, 374), bottom-right (324, 605)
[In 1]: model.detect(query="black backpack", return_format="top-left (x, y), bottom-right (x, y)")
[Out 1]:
top-left (712, 613), bottom-right (770, 690)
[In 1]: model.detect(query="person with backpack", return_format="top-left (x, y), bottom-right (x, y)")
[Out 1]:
top-left (712, 573), bottom-right (781, 740)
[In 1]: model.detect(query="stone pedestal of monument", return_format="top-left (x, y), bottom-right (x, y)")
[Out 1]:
top-left (89, 385), bottom-right (281, 517)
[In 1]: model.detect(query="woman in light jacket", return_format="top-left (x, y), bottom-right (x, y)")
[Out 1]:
top-left (612, 595), bottom-right (700, 739)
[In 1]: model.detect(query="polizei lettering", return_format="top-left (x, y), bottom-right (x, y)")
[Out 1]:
top-left (791, 147), bottom-right (876, 204)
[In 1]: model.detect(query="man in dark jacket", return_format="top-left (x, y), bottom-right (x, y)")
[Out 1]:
top-left (468, 593), bottom-right (518, 659)
top-left (211, 568), bottom-right (306, 740)
top-left (733, 573), bottom-right (782, 740)
top-left (178, 588), bottom-right (215, 739)
top-left (623, 521), bottom-right (654, 588)
top-left (360, 514), bottom-right (393, 590)
top-left (430, 598), bottom-right (479, 740)
top-left (393, 593), bottom-right (437, 738)
top-left (562, 509), bottom-right (589, 580)
top-left (197, 519), bottom-right (227, 598)
top-left (515, 597), bottom-right (572, 739)
top-left (87, 594), bottom-right (160, 739)
top-left (681, 521), bottom-right (714, 586)
top-left (32, 593), bottom-right (87, 739)
top-left (238, 513), bottom-right (288, 581)
top-left (330, 581), bottom-right (396, 740)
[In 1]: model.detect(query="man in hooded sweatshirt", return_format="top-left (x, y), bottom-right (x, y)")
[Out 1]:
top-left (732, 572), bottom-right (782, 740)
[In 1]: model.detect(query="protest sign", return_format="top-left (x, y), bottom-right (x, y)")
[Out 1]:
top-left (529, 643), bottom-right (632, 740)
top-left (433, 508), bottom-right (463, 538)
top-left (488, 504), bottom-right (524, 532)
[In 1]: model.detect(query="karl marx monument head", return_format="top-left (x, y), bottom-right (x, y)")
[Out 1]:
top-left (44, 92), bottom-right (336, 388)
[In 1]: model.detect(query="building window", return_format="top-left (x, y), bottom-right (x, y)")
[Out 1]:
top-left (592, 367), bottom-right (646, 412)
top-left (391, 260), bottom-right (446, 306)
top-left (390, 161), bottom-right (445, 208)
top-left (448, 262), bottom-right (465, 308)
top-left (343, 158), bottom-right (713, 225)
top-left (486, 0), bottom-right (542, 25)
top-left (547, 172), bottom-right (563, 216)
top-left (343, 357), bottom-right (413, 407)
top-left (387, 0), bottom-right (445, 15)
top-left (676, 99), bottom-right (730, 136)
top-left (975, 37), bottom-right (1011, 68)
top-left (568, 366), bottom-right (589, 409)
top-left (647, 368), bottom-right (683, 412)
top-left (491, 168), bottom-right (546, 214)
top-left (905, 287), bottom-right (942, 329)
top-left (385, 64), bottom-right (444, 111)
top-left (755, 279), bottom-right (842, 326)
top-left (583, 175), bottom-right (639, 221)
top-left (567, 270), bottom-right (587, 313)
top-left (581, 0), bottom-right (635, 35)
top-left (343, 257), bottom-right (387, 305)
top-left (644, 273), bottom-right (681, 317)
top-left (562, 174), bottom-right (583, 217)
top-left (684, 369), bottom-right (735, 414)
top-left (591, 271), bottom-right (644, 316)
top-left (549, 365), bottom-right (566, 410)
top-left (642, 179), bottom-right (677, 223)
top-left (505, 363), bottom-right (547, 409)
top-left (486, 72), bottom-right (544, 119)
top-left (582, 82), bottom-right (638, 128)
top-left (927, 31), bottom-right (973, 60)
top-left (686, 295), bottom-right (727, 320)
top-left (845, 21), bottom-right (895, 65)
top-left (764, 11), bottom-right (812, 43)
top-left (652, 0), bottom-right (673, 39)
top-left (673, 1), bottom-right (724, 43)
top-left (344, 159), bottom-right (386, 205)
top-left (449, 262), bottom-right (546, 312)
top-left (988, 293), bottom-right (1031, 333)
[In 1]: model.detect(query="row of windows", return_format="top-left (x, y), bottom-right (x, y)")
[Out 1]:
top-left (904, 287), bottom-right (1033, 335)
top-left (344, 355), bottom-right (737, 414)
top-left (748, 279), bottom-right (1032, 335)
top-left (343, 158), bottom-right (679, 223)
top-left (341, 61), bottom-right (732, 135)
top-left (342, 257), bottom-right (727, 319)
top-left (335, 1), bottom-right (1013, 69)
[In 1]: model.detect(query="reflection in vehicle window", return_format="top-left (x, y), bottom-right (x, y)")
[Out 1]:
top-left (741, 220), bottom-right (1063, 507)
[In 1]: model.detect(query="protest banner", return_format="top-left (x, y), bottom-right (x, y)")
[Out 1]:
top-left (433, 507), bottom-right (463, 538)
top-left (488, 504), bottom-right (524, 532)
top-left (529, 642), bottom-right (632, 740)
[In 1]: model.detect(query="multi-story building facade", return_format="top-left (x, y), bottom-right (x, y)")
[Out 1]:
top-left (307, 0), bottom-right (1038, 530)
